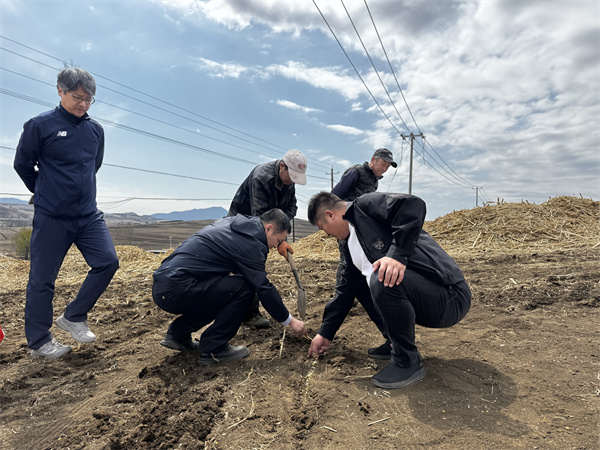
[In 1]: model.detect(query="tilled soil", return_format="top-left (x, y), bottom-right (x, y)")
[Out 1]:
top-left (0, 241), bottom-right (598, 449)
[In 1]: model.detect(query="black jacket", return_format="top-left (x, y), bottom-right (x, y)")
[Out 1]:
top-left (228, 160), bottom-right (297, 220)
top-left (153, 215), bottom-right (289, 322)
top-left (331, 162), bottom-right (379, 201)
top-left (14, 104), bottom-right (104, 218)
top-left (318, 192), bottom-right (465, 340)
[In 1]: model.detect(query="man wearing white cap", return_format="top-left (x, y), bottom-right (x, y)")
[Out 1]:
top-left (228, 150), bottom-right (308, 328)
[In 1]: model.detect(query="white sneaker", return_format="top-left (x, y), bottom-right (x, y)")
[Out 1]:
top-left (56, 314), bottom-right (96, 343)
top-left (31, 338), bottom-right (72, 359)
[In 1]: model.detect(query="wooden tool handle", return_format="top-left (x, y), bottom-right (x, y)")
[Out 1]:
top-left (287, 250), bottom-right (297, 270)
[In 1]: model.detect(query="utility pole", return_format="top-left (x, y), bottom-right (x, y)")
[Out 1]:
top-left (400, 133), bottom-right (424, 194)
top-left (328, 166), bottom-right (339, 190)
top-left (474, 187), bottom-right (480, 207)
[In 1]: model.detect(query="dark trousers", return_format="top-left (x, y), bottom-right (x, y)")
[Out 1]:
top-left (369, 268), bottom-right (471, 368)
top-left (153, 274), bottom-right (254, 354)
top-left (335, 257), bottom-right (388, 338)
top-left (25, 211), bottom-right (119, 349)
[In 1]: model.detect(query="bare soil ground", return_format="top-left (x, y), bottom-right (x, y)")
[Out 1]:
top-left (0, 197), bottom-right (598, 449)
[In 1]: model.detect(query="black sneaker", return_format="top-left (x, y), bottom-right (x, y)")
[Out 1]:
top-left (243, 313), bottom-right (271, 329)
top-left (372, 362), bottom-right (426, 389)
top-left (367, 340), bottom-right (392, 360)
top-left (198, 344), bottom-right (250, 365)
top-left (160, 336), bottom-right (200, 352)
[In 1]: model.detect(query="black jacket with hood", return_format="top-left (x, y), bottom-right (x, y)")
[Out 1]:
top-left (153, 215), bottom-right (290, 323)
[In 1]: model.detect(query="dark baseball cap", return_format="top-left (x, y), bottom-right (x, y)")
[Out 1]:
top-left (373, 148), bottom-right (397, 168)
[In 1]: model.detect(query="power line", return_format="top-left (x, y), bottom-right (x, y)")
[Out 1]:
top-left (0, 36), bottom-right (341, 174)
top-left (340, 0), bottom-right (411, 133)
top-left (363, 0), bottom-right (421, 133)
top-left (0, 89), bottom-right (329, 182)
top-left (342, 3), bottom-right (479, 190)
top-left (103, 164), bottom-right (240, 186)
top-left (313, 1), bottom-right (473, 190)
top-left (0, 62), bottom-right (335, 177)
top-left (316, 2), bottom-right (484, 193)
top-left (311, 0), bottom-right (407, 138)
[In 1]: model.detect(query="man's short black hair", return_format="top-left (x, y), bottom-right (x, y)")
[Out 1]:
top-left (260, 208), bottom-right (291, 234)
top-left (57, 67), bottom-right (97, 96)
top-left (307, 192), bottom-right (344, 225)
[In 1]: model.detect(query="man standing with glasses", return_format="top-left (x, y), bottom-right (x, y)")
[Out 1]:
top-left (14, 67), bottom-right (119, 359)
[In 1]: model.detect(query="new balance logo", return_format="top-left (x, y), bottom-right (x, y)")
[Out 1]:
top-left (57, 131), bottom-right (67, 137)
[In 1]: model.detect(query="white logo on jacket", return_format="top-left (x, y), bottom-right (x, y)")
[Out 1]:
top-left (372, 238), bottom-right (385, 251)
top-left (57, 131), bottom-right (67, 137)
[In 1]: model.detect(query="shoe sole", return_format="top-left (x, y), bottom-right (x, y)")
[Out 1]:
top-left (367, 353), bottom-right (392, 361)
top-left (198, 348), bottom-right (250, 366)
top-left (160, 339), bottom-right (198, 352)
top-left (31, 348), bottom-right (72, 359)
top-left (372, 366), bottom-right (427, 389)
top-left (56, 316), bottom-right (96, 343)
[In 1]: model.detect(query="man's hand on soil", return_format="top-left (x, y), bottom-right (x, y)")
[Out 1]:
top-left (308, 334), bottom-right (330, 357)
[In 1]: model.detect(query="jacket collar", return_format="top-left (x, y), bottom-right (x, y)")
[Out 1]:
top-left (57, 103), bottom-right (90, 125)
top-left (363, 161), bottom-right (383, 180)
top-left (274, 159), bottom-right (284, 190)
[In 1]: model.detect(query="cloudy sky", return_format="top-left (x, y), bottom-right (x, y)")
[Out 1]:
top-left (1, 0), bottom-right (598, 221)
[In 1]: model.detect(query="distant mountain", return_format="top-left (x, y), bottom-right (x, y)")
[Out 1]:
top-left (0, 198), bottom-right (28, 205)
top-left (0, 202), bottom-right (227, 225)
top-left (151, 207), bottom-right (227, 221)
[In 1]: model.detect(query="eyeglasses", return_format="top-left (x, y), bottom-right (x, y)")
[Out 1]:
top-left (67, 91), bottom-right (95, 105)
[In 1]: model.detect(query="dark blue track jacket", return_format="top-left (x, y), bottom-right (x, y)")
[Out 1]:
top-left (153, 215), bottom-right (290, 323)
top-left (14, 104), bottom-right (104, 218)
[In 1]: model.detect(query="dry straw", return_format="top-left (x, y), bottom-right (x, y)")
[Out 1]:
top-left (2, 196), bottom-right (598, 295)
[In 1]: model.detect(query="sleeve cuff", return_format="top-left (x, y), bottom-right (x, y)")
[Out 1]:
top-left (280, 313), bottom-right (292, 327)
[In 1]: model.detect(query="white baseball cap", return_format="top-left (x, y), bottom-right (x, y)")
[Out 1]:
top-left (282, 150), bottom-right (307, 185)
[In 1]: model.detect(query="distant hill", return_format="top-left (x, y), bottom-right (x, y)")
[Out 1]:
top-left (0, 198), bottom-right (28, 205)
top-left (151, 207), bottom-right (227, 221)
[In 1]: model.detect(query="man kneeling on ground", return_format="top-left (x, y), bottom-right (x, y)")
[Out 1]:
top-left (307, 192), bottom-right (471, 389)
top-left (152, 208), bottom-right (307, 365)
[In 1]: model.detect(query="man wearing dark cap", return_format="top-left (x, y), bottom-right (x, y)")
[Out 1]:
top-left (332, 148), bottom-right (397, 201)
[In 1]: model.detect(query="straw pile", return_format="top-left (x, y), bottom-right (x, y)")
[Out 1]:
top-left (1, 196), bottom-right (597, 293)
top-left (424, 196), bottom-right (599, 255)
top-left (288, 230), bottom-right (339, 261)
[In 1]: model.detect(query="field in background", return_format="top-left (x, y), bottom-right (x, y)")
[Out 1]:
top-left (0, 218), bottom-right (318, 257)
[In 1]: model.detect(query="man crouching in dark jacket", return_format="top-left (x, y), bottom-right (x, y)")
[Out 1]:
top-left (152, 208), bottom-right (307, 365)
top-left (307, 192), bottom-right (471, 389)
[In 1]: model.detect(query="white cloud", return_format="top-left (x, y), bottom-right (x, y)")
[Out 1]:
top-left (325, 124), bottom-right (363, 136)
top-left (274, 99), bottom-right (321, 114)
top-left (192, 57), bottom-right (249, 78)
top-left (267, 61), bottom-right (364, 100)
